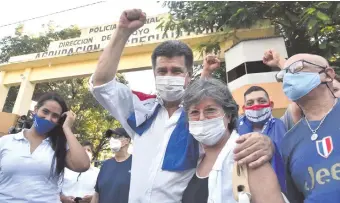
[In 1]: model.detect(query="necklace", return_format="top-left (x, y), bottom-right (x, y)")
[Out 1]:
top-left (304, 98), bottom-right (338, 141)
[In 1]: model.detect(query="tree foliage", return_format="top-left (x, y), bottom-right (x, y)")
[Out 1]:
top-left (1, 23), bottom-right (126, 160)
top-left (161, 1), bottom-right (340, 77)
top-left (0, 21), bottom-right (81, 63)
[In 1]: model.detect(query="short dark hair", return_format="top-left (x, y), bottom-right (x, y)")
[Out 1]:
top-left (244, 86), bottom-right (269, 100)
top-left (81, 140), bottom-right (93, 152)
top-left (105, 128), bottom-right (130, 139)
top-left (151, 40), bottom-right (193, 75)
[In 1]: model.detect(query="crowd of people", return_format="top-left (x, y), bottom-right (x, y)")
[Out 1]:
top-left (0, 8), bottom-right (339, 203)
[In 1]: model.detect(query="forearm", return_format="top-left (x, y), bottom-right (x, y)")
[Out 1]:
top-left (249, 162), bottom-right (285, 203)
top-left (90, 193), bottom-right (99, 203)
top-left (92, 29), bottom-right (130, 86)
top-left (200, 70), bottom-right (212, 78)
top-left (277, 57), bottom-right (286, 69)
top-left (60, 194), bottom-right (69, 203)
top-left (64, 127), bottom-right (90, 172)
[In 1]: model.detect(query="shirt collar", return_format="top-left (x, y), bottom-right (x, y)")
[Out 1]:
top-left (13, 130), bottom-right (25, 140)
top-left (13, 129), bottom-right (50, 143)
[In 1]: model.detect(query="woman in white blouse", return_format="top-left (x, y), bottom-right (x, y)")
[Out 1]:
top-left (0, 92), bottom-right (90, 203)
top-left (182, 78), bottom-right (286, 203)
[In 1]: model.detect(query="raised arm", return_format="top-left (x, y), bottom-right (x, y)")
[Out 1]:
top-left (200, 54), bottom-right (221, 78)
top-left (63, 111), bottom-right (90, 172)
top-left (89, 9), bottom-right (147, 137)
top-left (263, 49), bottom-right (302, 130)
top-left (92, 9), bottom-right (146, 86)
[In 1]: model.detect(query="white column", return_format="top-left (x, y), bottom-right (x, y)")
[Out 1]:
top-left (12, 68), bottom-right (36, 115)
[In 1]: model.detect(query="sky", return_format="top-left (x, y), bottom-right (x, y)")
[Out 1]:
top-left (0, 0), bottom-right (169, 93)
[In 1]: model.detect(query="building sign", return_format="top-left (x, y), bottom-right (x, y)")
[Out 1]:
top-left (80, 15), bottom-right (161, 36)
top-left (8, 14), bottom-right (217, 63)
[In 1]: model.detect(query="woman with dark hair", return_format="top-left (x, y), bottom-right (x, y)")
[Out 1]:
top-left (0, 92), bottom-right (90, 202)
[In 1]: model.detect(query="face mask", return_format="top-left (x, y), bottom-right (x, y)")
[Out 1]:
top-left (33, 114), bottom-right (57, 135)
top-left (110, 138), bottom-right (122, 152)
top-left (189, 116), bottom-right (226, 146)
top-left (244, 104), bottom-right (272, 124)
top-left (155, 76), bottom-right (185, 102)
top-left (283, 72), bottom-right (321, 101)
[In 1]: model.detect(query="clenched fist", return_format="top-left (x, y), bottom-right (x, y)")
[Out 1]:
top-left (201, 54), bottom-right (221, 78)
top-left (118, 9), bottom-right (147, 34)
top-left (204, 54), bottom-right (221, 73)
top-left (263, 49), bottom-right (286, 69)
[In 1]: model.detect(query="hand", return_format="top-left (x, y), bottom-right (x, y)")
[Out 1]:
top-left (263, 49), bottom-right (285, 69)
top-left (118, 9), bottom-right (146, 34)
top-left (61, 196), bottom-right (75, 203)
top-left (233, 132), bottom-right (274, 169)
top-left (62, 110), bottom-right (76, 130)
top-left (203, 54), bottom-right (221, 72)
top-left (201, 54), bottom-right (221, 78)
top-left (79, 195), bottom-right (92, 203)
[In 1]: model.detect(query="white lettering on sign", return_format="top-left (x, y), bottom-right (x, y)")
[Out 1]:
top-left (7, 14), bottom-right (219, 63)
top-left (58, 37), bottom-right (93, 48)
top-left (34, 44), bottom-right (101, 59)
top-left (99, 23), bottom-right (217, 45)
top-left (82, 16), bottom-right (160, 36)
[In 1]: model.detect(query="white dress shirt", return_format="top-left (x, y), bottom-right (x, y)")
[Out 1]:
top-left (90, 77), bottom-right (195, 203)
top-left (208, 130), bottom-right (238, 203)
top-left (0, 130), bottom-right (61, 203)
top-left (61, 167), bottom-right (99, 198)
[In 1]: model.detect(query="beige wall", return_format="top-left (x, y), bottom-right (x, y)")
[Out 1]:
top-left (232, 82), bottom-right (290, 117)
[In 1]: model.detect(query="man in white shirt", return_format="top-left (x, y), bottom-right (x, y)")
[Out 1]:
top-left (60, 141), bottom-right (99, 203)
top-left (90, 9), bottom-right (274, 203)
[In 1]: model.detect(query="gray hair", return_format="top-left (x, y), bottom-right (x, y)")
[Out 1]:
top-left (183, 78), bottom-right (239, 132)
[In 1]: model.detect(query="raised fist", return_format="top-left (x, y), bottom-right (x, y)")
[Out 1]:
top-left (203, 54), bottom-right (221, 73)
top-left (118, 9), bottom-right (146, 34)
top-left (263, 49), bottom-right (285, 69)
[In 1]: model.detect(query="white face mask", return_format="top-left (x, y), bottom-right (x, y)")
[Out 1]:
top-left (110, 138), bottom-right (122, 153)
top-left (189, 116), bottom-right (226, 146)
top-left (155, 76), bottom-right (186, 102)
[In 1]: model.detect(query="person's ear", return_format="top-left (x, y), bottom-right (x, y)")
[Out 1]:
top-left (325, 67), bottom-right (336, 83)
top-left (33, 106), bottom-right (38, 115)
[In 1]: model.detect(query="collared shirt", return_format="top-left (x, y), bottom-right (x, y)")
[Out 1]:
top-left (0, 130), bottom-right (61, 203)
top-left (90, 77), bottom-right (195, 203)
top-left (61, 166), bottom-right (99, 198)
top-left (208, 130), bottom-right (238, 203)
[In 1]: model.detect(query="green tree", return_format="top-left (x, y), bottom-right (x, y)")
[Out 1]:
top-left (1, 23), bottom-right (128, 160)
top-left (1, 22), bottom-right (81, 113)
top-left (0, 21), bottom-right (81, 63)
top-left (161, 1), bottom-right (340, 77)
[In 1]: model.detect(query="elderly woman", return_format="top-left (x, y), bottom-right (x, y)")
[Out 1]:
top-left (181, 78), bottom-right (285, 203)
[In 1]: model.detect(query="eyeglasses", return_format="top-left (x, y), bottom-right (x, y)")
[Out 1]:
top-left (275, 60), bottom-right (327, 82)
top-left (188, 107), bottom-right (224, 121)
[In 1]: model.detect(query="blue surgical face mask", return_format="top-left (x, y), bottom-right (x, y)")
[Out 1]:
top-left (33, 114), bottom-right (57, 135)
top-left (283, 72), bottom-right (321, 101)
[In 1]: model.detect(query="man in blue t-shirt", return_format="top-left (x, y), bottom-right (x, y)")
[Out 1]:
top-left (91, 128), bottom-right (132, 203)
top-left (263, 52), bottom-right (340, 203)
top-left (237, 86), bottom-right (287, 192)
